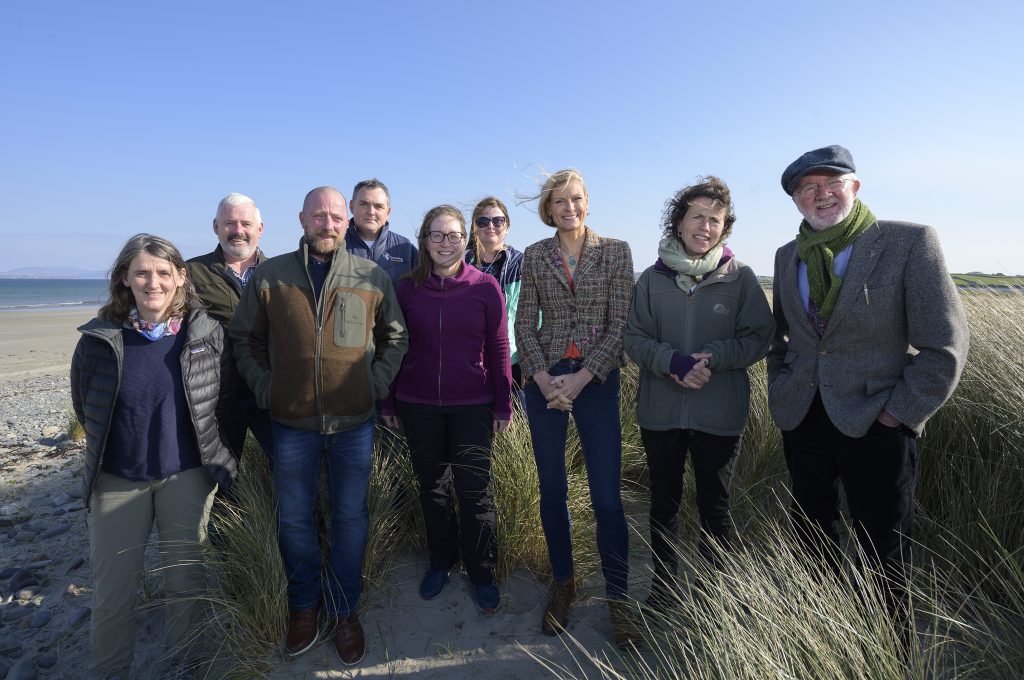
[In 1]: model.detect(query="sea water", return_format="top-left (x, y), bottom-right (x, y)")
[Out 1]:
top-left (0, 279), bottom-right (108, 312)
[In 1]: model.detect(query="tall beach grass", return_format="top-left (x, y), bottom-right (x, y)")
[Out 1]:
top-left (181, 285), bottom-right (1022, 678)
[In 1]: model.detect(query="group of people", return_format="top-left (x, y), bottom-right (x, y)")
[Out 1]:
top-left (71, 145), bottom-right (969, 677)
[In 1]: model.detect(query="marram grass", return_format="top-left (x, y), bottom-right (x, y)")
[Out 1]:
top-left (174, 286), bottom-right (1022, 678)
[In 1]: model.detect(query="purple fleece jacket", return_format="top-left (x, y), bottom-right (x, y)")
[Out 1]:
top-left (383, 264), bottom-right (513, 420)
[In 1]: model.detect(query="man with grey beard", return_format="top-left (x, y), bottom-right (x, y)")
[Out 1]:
top-left (187, 192), bottom-right (273, 460)
top-left (766, 145), bottom-right (968, 617)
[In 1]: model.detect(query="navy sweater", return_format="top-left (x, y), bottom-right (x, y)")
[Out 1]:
top-left (102, 329), bottom-right (202, 480)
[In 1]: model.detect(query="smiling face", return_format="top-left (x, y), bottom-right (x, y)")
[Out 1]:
top-left (351, 186), bottom-right (392, 238)
top-left (474, 206), bottom-right (508, 253)
top-left (546, 180), bottom-right (588, 234)
top-left (792, 172), bottom-right (860, 231)
top-left (214, 203), bottom-right (264, 262)
top-left (300, 188), bottom-right (349, 257)
top-left (677, 197), bottom-right (727, 257)
top-left (122, 251), bottom-right (187, 323)
top-left (426, 214), bottom-right (466, 276)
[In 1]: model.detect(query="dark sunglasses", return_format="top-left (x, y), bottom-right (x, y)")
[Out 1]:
top-left (474, 215), bottom-right (507, 229)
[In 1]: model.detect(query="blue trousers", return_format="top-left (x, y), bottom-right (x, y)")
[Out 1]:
top-left (271, 418), bottom-right (374, 616)
top-left (525, 363), bottom-right (629, 599)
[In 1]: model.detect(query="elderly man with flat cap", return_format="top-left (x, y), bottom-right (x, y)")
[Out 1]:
top-left (767, 145), bottom-right (969, 612)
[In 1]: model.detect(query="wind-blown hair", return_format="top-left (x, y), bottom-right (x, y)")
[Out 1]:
top-left (661, 175), bottom-right (737, 242)
top-left (406, 204), bottom-right (466, 284)
top-left (469, 196), bottom-right (511, 264)
top-left (536, 168), bottom-right (587, 228)
top-left (98, 233), bottom-right (201, 323)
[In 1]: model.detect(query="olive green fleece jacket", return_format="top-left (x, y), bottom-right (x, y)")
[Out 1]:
top-left (229, 238), bottom-right (408, 434)
top-left (624, 257), bottom-right (775, 436)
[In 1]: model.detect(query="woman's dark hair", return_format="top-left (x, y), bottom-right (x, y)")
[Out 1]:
top-left (405, 204), bottom-right (467, 284)
top-left (661, 176), bottom-right (737, 242)
top-left (469, 196), bottom-right (510, 265)
top-left (99, 233), bottom-right (200, 322)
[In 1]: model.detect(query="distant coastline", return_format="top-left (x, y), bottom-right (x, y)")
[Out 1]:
top-left (0, 279), bottom-right (107, 312)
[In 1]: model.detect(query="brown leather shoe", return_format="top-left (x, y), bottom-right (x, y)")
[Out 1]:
top-left (332, 612), bottom-right (366, 666)
top-left (284, 606), bottom-right (320, 657)
top-left (608, 599), bottom-right (640, 650)
top-left (541, 577), bottom-right (576, 636)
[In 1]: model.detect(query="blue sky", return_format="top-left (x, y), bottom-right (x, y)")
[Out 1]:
top-left (2, 1), bottom-right (1021, 276)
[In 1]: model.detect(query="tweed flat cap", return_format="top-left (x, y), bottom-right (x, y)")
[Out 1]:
top-left (781, 145), bottom-right (856, 195)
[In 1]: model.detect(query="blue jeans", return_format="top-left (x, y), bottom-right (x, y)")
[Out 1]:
top-left (525, 363), bottom-right (628, 599)
top-left (271, 418), bottom-right (374, 616)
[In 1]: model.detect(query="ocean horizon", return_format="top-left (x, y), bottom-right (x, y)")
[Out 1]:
top-left (0, 279), bottom-right (108, 312)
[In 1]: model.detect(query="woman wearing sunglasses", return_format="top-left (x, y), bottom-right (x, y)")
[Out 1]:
top-left (515, 169), bottom-right (636, 647)
top-left (466, 197), bottom-right (525, 390)
top-left (382, 205), bottom-right (513, 614)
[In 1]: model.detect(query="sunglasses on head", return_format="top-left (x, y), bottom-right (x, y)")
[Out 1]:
top-left (475, 215), bottom-right (507, 229)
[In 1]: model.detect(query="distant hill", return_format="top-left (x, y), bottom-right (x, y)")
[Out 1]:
top-left (0, 266), bottom-right (107, 279)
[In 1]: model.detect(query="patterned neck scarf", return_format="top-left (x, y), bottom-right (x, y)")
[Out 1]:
top-left (657, 236), bottom-right (724, 291)
top-left (127, 307), bottom-right (183, 341)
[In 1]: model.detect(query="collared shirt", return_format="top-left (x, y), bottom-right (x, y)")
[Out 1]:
top-left (231, 263), bottom-right (259, 288)
top-left (798, 244), bottom-right (853, 312)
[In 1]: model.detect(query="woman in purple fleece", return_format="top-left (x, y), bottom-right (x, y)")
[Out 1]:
top-left (382, 204), bottom-right (513, 614)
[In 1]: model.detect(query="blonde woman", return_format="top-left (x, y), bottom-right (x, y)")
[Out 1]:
top-left (515, 169), bottom-right (635, 647)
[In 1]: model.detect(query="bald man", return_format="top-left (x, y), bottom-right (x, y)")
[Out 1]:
top-left (230, 186), bottom-right (407, 666)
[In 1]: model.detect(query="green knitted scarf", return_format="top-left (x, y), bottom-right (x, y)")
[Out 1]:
top-left (795, 199), bottom-right (876, 317)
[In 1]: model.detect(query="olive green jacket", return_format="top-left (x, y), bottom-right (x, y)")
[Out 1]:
top-left (186, 246), bottom-right (268, 325)
top-left (229, 238), bottom-right (408, 434)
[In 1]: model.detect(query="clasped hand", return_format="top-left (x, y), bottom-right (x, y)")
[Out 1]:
top-left (534, 368), bottom-right (594, 411)
top-left (671, 352), bottom-right (713, 390)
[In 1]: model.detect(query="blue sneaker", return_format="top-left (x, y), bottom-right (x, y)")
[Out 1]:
top-left (419, 569), bottom-right (450, 600)
top-left (475, 583), bottom-right (500, 614)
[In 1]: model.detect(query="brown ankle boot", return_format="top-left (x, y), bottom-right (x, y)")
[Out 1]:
top-left (608, 600), bottom-right (640, 650)
top-left (541, 577), bottom-right (576, 636)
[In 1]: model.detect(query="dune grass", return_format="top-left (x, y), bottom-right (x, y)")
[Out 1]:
top-left (182, 286), bottom-right (1022, 678)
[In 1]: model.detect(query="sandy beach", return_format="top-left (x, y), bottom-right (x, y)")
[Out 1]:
top-left (0, 309), bottom-right (645, 679)
top-left (0, 309), bottom-right (97, 380)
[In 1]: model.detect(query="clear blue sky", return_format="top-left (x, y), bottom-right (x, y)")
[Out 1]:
top-left (2, 1), bottom-right (1021, 276)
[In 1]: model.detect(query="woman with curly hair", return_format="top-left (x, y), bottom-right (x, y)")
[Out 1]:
top-left (624, 177), bottom-right (774, 609)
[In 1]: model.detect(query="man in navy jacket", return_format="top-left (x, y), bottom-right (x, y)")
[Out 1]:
top-left (344, 178), bottom-right (418, 287)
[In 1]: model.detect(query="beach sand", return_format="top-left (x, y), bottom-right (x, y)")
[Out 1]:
top-left (0, 309), bottom-right (650, 678)
top-left (0, 308), bottom-right (96, 380)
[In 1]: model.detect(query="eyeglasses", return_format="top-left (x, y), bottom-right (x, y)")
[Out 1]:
top-left (793, 177), bottom-right (853, 199)
top-left (427, 231), bottom-right (466, 244)
top-left (475, 215), bottom-right (507, 229)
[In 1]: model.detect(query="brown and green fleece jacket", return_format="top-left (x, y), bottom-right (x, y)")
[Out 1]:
top-left (229, 238), bottom-right (408, 434)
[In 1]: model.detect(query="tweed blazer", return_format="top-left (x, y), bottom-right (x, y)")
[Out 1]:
top-left (766, 220), bottom-right (969, 437)
top-left (516, 227), bottom-right (634, 382)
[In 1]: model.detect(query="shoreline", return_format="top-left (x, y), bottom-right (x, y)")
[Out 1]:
top-left (0, 308), bottom-right (97, 380)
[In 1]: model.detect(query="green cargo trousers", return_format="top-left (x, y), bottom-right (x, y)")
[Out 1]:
top-left (88, 467), bottom-right (217, 677)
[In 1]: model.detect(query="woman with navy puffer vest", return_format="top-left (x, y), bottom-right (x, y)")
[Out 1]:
top-left (382, 205), bottom-right (512, 616)
top-left (71, 233), bottom-right (237, 678)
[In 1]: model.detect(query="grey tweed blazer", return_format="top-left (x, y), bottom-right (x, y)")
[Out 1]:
top-left (516, 228), bottom-right (634, 382)
top-left (766, 220), bottom-right (969, 436)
